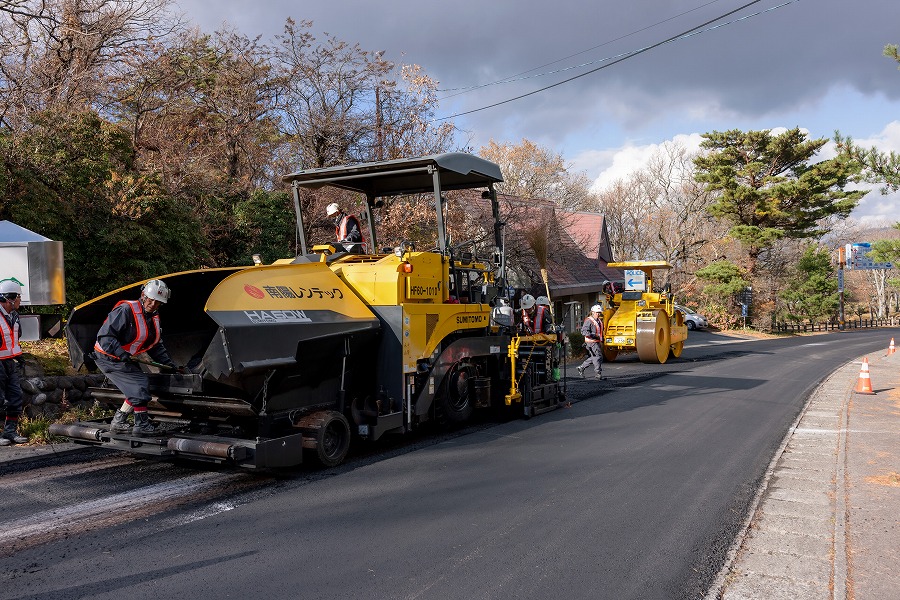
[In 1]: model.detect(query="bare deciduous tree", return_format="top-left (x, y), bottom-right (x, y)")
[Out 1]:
top-left (479, 138), bottom-right (595, 210)
top-left (109, 27), bottom-right (281, 196)
top-left (592, 141), bottom-right (726, 294)
top-left (0, 0), bottom-right (179, 129)
top-left (273, 18), bottom-right (387, 169)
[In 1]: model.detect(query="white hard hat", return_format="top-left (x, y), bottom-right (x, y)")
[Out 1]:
top-left (142, 279), bottom-right (171, 303)
top-left (326, 202), bottom-right (341, 217)
top-left (590, 304), bottom-right (603, 313)
top-left (535, 295), bottom-right (550, 306)
top-left (0, 279), bottom-right (22, 296)
top-left (519, 294), bottom-right (536, 310)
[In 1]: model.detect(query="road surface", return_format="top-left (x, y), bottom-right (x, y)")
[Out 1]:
top-left (2, 329), bottom-right (894, 600)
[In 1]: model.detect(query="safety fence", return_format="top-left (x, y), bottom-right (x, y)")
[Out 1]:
top-left (772, 317), bottom-right (900, 333)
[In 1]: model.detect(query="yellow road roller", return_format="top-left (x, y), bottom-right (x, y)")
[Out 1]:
top-left (601, 261), bottom-right (687, 364)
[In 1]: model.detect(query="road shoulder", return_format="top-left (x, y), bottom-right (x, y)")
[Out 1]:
top-left (709, 350), bottom-right (900, 599)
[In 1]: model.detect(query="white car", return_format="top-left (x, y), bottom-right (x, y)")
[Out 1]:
top-left (675, 305), bottom-right (708, 330)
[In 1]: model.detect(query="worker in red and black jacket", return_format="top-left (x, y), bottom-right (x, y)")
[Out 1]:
top-left (326, 202), bottom-right (365, 253)
top-left (534, 295), bottom-right (554, 334)
top-left (92, 279), bottom-right (178, 436)
top-left (0, 279), bottom-right (28, 446)
top-left (518, 294), bottom-right (554, 335)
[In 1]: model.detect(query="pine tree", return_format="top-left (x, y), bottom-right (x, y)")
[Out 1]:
top-left (694, 128), bottom-right (863, 277)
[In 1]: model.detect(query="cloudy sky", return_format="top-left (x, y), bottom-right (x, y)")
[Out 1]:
top-left (175, 0), bottom-right (900, 224)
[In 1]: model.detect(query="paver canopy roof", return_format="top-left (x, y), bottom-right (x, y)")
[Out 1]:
top-left (283, 153), bottom-right (503, 197)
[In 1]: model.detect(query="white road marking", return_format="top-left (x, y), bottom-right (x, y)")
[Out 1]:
top-left (0, 471), bottom-right (240, 546)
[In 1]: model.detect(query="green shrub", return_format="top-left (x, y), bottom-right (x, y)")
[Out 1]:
top-left (568, 331), bottom-right (585, 357)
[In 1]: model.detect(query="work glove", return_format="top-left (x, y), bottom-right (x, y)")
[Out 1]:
top-left (120, 353), bottom-right (133, 363)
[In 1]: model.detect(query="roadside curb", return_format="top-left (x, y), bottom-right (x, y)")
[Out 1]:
top-left (708, 350), bottom-right (899, 599)
top-left (701, 355), bottom-right (844, 600)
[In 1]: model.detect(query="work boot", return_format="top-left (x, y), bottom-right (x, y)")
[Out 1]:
top-left (109, 410), bottom-right (132, 433)
top-left (1, 420), bottom-right (28, 445)
top-left (576, 365), bottom-right (586, 378)
top-left (131, 411), bottom-right (159, 437)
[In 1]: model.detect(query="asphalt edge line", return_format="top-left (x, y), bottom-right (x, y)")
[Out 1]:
top-left (702, 358), bottom-right (858, 600)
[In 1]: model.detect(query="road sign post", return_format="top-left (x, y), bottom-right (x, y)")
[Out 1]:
top-left (838, 246), bottom-right (845, 330)
top-left (624, 270), bottom-right (646, 292)
top-left (845, 242), bottom-right (894, 270)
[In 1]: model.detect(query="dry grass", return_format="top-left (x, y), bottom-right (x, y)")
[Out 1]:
top-left (864, 472), bottom-right (900, 487)
top-left (17, 338), bottom-right (108, 444)
top-left (20, 337), bottom-right (78, 375)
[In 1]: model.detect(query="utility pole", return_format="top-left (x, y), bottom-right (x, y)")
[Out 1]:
top-left (375, 85), bottom-right (383, 161)
top-left (838, 246), bottom-right (845, 330)
top-left (373, 49), bottom-right (386, 162)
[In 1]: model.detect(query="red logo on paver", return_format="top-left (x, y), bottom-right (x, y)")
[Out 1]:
top-left (244, 284), bottom-right (265, 299)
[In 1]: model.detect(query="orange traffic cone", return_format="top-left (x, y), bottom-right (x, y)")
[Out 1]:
top-left (889, 338), bottom-right (895, 356)
top-left (855, 358), bottom-right (875, 394)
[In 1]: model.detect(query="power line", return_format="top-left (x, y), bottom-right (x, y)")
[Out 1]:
top-left (438, 0), bottom-right (728, 97)
top-left (434, 0), bottom-right (799, 122)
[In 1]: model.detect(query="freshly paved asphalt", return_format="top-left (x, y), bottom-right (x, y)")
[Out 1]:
top-left (1, 331), bottom-right (897, 599)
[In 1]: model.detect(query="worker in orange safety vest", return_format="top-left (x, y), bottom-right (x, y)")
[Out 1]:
top-left (534, 295), bottom-right (554, 333)
top-left (0, 278), bottom-right (28, 446)
top-left (326, 202), bottom-right (365, 253)
top-left (92, 279), bottom-right (180, 436)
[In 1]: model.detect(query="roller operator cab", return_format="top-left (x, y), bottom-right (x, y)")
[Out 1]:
top-left (600, 261), bottom-right (688, 364)
top-left (51, 153), bottom-right (568, 468)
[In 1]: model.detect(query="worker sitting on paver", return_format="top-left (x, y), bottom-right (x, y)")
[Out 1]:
top-left (519, 294), bottom-right (553, 335)
top-left (517, 294), bottom-right (537, 334)
top-left (534, 295), bottom-right (554, 333)
top-left (326, 202), bottom-right (365, 253)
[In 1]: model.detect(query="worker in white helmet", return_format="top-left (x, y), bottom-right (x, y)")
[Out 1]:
top-left (577, 304), bottom-right (605, 380)
top-left (92, 279), bottom-right (179, 436)
top-left (326, 202), bottom-right (365, 253)
top-left (517, 293), bottom-right (537, 334)
top-left (518, 293), bottom-right (553, 335)
top-left (0, 279), bottom-right (28, 446)
top-left (534, 295), bottom-right (553, 333)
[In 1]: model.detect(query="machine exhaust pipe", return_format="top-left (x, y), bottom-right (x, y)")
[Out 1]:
top-left (48, 423), bottom-right (105, 441)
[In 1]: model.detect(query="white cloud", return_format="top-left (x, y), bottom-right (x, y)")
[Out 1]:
top-left (852, 120), bottom-right (900, 152)
top-left (576, 124), bottom-right (900, 225)
top-left (852, 188), bottom-right (900, 226)
top-left (844, 120), bottom-right (900, 224)
top-left (575, 133), bottom-right (703, 192)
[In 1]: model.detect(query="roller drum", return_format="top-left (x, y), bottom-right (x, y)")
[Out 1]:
top-left (636, 310), bottom-right (670, 364)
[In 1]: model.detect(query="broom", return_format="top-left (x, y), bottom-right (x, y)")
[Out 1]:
top-left (525, 224), bottom-right (553, 320)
